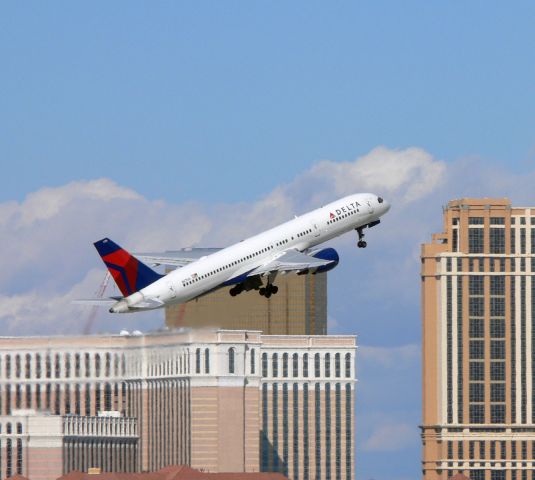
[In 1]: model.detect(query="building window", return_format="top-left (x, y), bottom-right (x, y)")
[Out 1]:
top-left (325, 383), bottom-right (331, 479)
top-left (272, 383), bottom-right (279, 471)
top-left (470, 404), bottom-right (485, 424)
top-left (469, 341), bottom-right (485, 359)
top-left (85, 353), bottom-right (90, 378)
top-left (195, 348), bottom-right (201, 374)
top-left (205, 348), bottom-right (210, 374)
top-left (345, 384), bottom-right (352, 479)
top-left (250, 349), bottom-right (255, 374)
top-left (85, 384), bottom-right (91, 416)
top-left (335, 353), bottom-right (341, 378)
top-left (105, 383), bottom-right (112, 411)
top-left (15, 355), bottom-right (21, 378)
top-left (469, 383), bottom-right (485, 402)
top-left (105, 353), bottom-right (111, 377)
top-left (489, 228), bottom-right (505, 253)
top-left (315, 383), bottom-right (321, 479)
top-left (64, 384), bottom-right (70, 414)
top-left (282, 383), bottom-right (289, 476)
top-left (303, 353), bottom-right (309, 377)
top-left (468, 228), bottom-right (484, 253)
top-left (315, 353), bottom-right (320, 377)
top-left (74, 353), bottom-right (80, 377)
top-left (469, 217), bottom-right (484, 225)
top-left (490, 362), bottom-right (505, 381)
top-left (272, 353), bottom-right (278, 377)
top-left (35, 353), bottom-right (41, 379)
top-left (6, 438), bottom-right (12, 478)
top-left (283, 353), bottom-right (288, 378)
top-left (345, 353), bottom-right (351, 378)
top-left (228, 348), bottom-right (235, 374)
top-left (64, 353), bottom-right (71, 378)
top-left (325, 353), bottom-right (331, 377)
top-left (95, 383), bottom-right (101, 413)
top-left (262, 353), bottom-right (268, 377)
top-left (261, 384), bottom-right (269, 471)
top-left (24, 353), bottom-right (31, 379)
top-left (304, 384), bottom-right (309, 480)
top-left (293, 383), bottom-right (299, 479)
top-left (293, 353), bottom-right (298, 378)
top-left (95, 354), bottom-right (101, 377)
top-left (75, 384), bottom-right (81, 415)
top-left (54, 384), bottom-right (60, 414)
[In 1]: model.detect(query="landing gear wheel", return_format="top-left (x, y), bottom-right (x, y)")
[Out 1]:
top-left (230, 288), bottom-right (237, 297)
top-left (259, 287), bottom-right (266, 297)
top-left (265, 291), bottom-right (272, 298)
top-left (356, 226), bottom-right (367, 248)
top-left (272, 286), bottom-right (279, 294)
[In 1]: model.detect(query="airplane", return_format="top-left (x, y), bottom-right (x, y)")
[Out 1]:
top-left (81, 193), bottom-right (390, 313)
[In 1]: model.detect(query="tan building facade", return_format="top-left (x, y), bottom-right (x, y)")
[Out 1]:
top-left (165, 273), bottom-right (327, 335)
top-left (0, 329), bottom-right (355, 480)
top-left (421, 198), bottom-right (535, 480)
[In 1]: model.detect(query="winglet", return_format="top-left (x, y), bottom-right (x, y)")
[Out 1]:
top-left (94, 238), bottom-right (163, 296)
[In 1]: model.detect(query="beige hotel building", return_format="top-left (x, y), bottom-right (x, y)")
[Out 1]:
top-left (421, 198), bottom-right (535, 480)
top-left (0, 329), bottom-right (355, 480)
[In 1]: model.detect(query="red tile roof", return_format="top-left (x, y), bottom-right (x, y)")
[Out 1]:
top-left (55, 466), bottom-right (288, 480)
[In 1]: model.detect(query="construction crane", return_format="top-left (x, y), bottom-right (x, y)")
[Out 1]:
top-left (82, 271), bottom-right (111, 335)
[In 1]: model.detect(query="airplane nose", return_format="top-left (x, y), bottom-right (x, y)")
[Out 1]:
top-left (377, 196), bottom-right (390, 214)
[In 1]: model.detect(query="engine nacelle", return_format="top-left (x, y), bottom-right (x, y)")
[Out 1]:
top-left (310, 247), bottom-right (339, 273)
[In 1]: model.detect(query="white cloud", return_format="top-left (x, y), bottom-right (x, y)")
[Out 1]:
top-left (0, 146), bottom-right (451, 335)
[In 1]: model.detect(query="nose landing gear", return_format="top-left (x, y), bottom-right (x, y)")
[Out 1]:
top-left (356, 227), bottom-right (367, 248)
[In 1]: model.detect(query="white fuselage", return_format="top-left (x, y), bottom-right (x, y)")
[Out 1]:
top-left (119, 193), bottom-right (389, 311)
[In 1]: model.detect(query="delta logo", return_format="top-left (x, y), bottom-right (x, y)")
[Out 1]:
top-left (329, 212), bottom-right (335, 219)
top-left (329, 201), bottom-right (362, 220)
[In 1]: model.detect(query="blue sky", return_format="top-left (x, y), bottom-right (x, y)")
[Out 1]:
top-left (2, 3), bottom-right (535, 480)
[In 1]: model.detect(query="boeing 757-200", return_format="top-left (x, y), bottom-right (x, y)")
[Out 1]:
top-left (81, 193), bottom-right (390, 313)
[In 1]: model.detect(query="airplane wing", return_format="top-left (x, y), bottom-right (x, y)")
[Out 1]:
top-left (134, 248), bottom-right (222, 268)
top-left (248, 249), bottom-right (333, 276)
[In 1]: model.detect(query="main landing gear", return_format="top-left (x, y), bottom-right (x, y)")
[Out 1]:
top-left (229, 284), bottom-right (244, 297)
top-left (356, 227), bottom-right (367, 248)
top-left (259, 284), bottom-right (278, 298)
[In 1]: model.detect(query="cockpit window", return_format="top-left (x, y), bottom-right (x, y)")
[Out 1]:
top-left (377, 197), bottom-right (384, 203)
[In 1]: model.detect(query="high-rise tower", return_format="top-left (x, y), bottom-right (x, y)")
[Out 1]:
top-left (421, 198), bottom-right (535, 480)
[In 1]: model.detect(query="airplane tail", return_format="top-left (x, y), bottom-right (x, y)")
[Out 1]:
top-left (93, 238), bottom-right (163, 297)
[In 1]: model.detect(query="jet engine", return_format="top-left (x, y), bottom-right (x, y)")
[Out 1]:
top-left (310, 247), bottom-right (340, 273)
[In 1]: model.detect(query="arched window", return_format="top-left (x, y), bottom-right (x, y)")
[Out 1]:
top-left (5, 354), bottom-right (11, 378)
top-left (75, 384), bottom-right (81, 415)
top-left (262, 353), bottom-right (268, 377)
top-left (204, 348), bottom-right (210, 374)
top-left (95, 383), bottom-right (101, 413)
top-left (250, 348), bottom-right (256, 374)
top-left (85, 384), bottom-right (91, 416)
top-left (15, 385), bottom-right (21, 408)
top-left (15, 354), bottom-right (21, 378)
top-left (325, 353), bottom-right (331, 377)
top-left (25, 353), bottom-right (31, 379)
top-left (272, 353), bottom-right (278, 377)
top-left (104, 383), bottom-right (112, 411)
top-left (303, 353), bottom-right (309, 377)
top-left (36, 384), bottom-right (41, 410)
top-left (46, 354), bottom-right (52, 378)
top-left (228, 348), bottom-right (235, 374)
top-left (195, 348), bottom-right (201, 374)
top-left (345, 353), bottom-right (352, 378)
top-left (335, 353), bottom-right (341, 378)
top-left (114, 354), bottom-right (120, 376)
top-left (105, 353), bottom-right (111, 377)
top-left (35, 353), bottom-right (41, 379)
top-left (54, 384), bottom-right (60, 414)
top-left (314, 353), bottom-right (320, 377)
top-left (283, 353), bottom-right (289, 378)
top-left (64, 384), bottom-right (71, 414)
top-left (84, 353), bottom-right (91, 378)
top-left (95, 354), bottom-right (101, 377)
top-left (65, 353), bottom-right (71, 378)
top-left (121, 353), bottom-right (126, 375)
top-left (293, 353), bottom-right (299, 378)
top-left (54, 353), bottom-right (61, 378)
top-left (75, 353), bottom-right (81, 377)
top-left (25, 385), bottom-right (31, 409)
